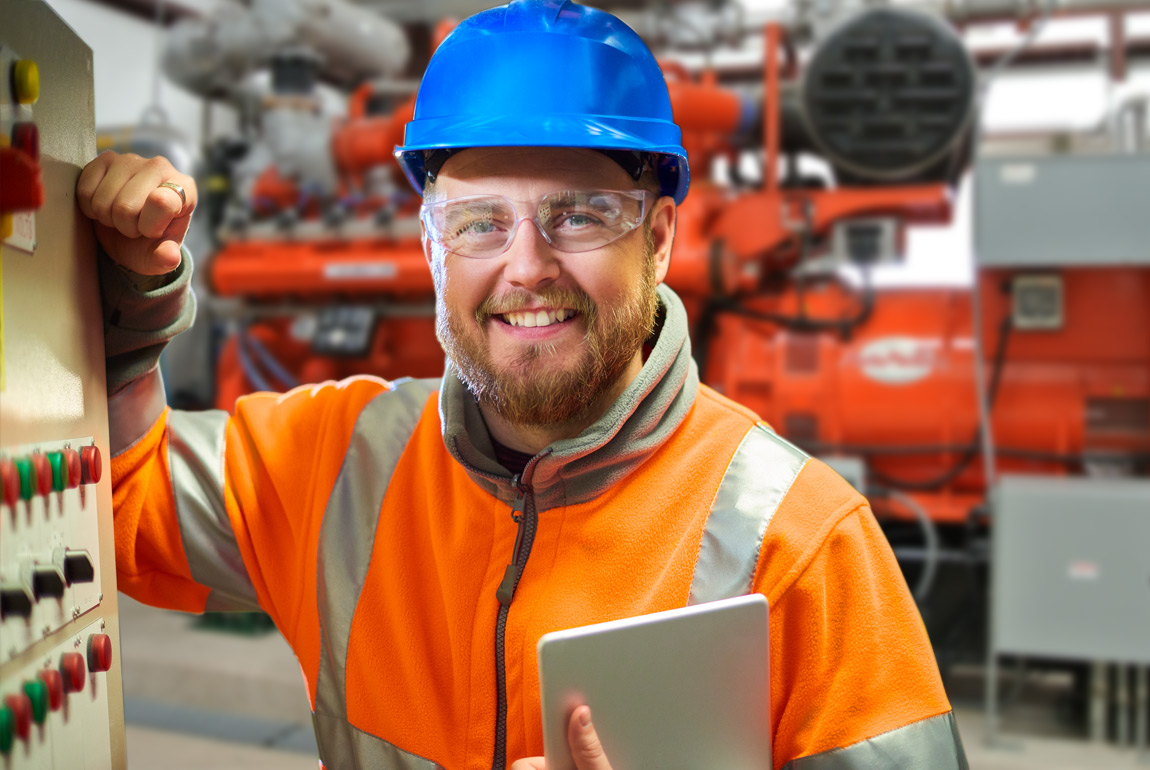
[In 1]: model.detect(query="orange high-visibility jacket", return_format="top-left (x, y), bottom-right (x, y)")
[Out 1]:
top-left (104, 255), bottom-right (966, 770)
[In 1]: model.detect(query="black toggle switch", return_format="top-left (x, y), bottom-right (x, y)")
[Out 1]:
top-left (61, 550), bottom-right (94, 585)
top-left (31, 566), bottom-right (66, 600)
top-left (0, 585), bottom-right (34, 619)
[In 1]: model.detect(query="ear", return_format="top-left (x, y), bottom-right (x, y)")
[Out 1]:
top-left (649, 196), bottom-right (676, 285)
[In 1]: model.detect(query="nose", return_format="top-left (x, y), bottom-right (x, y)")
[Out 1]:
top-left (501, 217), bottom-right (561, 289)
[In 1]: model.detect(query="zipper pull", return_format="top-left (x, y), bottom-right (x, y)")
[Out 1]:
top-left (497, 475), bottom-right (529, 606)
top-left (497, 511), bottom-right (525, 606)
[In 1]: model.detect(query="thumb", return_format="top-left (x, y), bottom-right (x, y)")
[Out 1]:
top-left (95, 223), bottom-right (183, 276)
top-left (568, 706), bottom-right (612, 770)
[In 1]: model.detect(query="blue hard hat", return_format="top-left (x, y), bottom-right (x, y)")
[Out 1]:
top-left (394, 0), bottom-right (690, 204)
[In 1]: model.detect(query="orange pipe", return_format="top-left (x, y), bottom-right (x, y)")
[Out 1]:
top-left (211, 238), bottom-right (433, 297)
top-left (666, 81), bottom-right (745, 135)
top-left (707, 185), bottom-right (952, 271)
top-left (332, 96), bottom-right (416, 178)
top-left (764, 23), bottom-right (782, 192)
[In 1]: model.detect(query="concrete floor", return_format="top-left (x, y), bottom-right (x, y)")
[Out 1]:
top-left (117, 597), bottom-right (1150, 769)
top-left (126, 725), bottom-right (318, 770)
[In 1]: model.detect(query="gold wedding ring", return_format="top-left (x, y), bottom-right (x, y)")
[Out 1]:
top-left (158, 181), bottom-right (186, 207)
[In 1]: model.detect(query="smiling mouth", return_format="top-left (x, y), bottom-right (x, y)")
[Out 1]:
top-left (497, 309), bottom-right (580, 328)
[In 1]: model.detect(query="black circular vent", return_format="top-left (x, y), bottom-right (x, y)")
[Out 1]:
top-left (801, 8), bottom-right (975, 182)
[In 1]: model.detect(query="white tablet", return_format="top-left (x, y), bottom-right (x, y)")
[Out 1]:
top-left (537, 593), bottom-right (770, 770)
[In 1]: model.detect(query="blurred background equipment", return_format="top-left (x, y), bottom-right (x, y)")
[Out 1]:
top-left (163, 0), bottom-right (439, 409)
top-left (1, 1), bottom-right (125, 767)
top-left (158, 0), bottom-right (1150, 752)
top-left (10, 0), bottom-right (1150, 766)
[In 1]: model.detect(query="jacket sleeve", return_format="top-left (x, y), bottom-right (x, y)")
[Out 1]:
top-left (755, 460), bottom-right (968, 770)
top-left (103, 245), bottom-right (388, 645)
top-left (110, 379), bottom-right (388, 622)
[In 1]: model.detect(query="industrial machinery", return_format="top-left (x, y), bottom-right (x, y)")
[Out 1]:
top-left (158, 0), bottom-right (439, 408)
top-left (1, 1), bottom-right (124, 767)
top-left (171, 0), bottom-right (1149, 681)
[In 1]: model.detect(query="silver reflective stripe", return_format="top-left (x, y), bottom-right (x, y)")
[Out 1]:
top-left (313, 378), bottom-right (441, 770)
top-left (167, 409), bottom-right (260, 612)
top-left (109, 366), bottom-right (169, 457)
top-left (313, 713), bottom-right (440, 770)
top-left (782, 711), bottom-right (969, 770)
top-left (688, 425), bottom-right (808, 605)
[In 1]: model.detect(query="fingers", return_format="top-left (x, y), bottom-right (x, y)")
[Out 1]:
top-left (568, 706), bottom-right (612, 770)
top-left (77, 151), bottom-right (194, 240)
top-left (75, 150), bottom-right (114, 220)
top-left (138, 184), bottom-right (186, 240)
top-left (508, 758), bottom-right (547, 770)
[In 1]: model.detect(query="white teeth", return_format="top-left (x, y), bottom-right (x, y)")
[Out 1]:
top-left (503, 309), bottom-right (575, 327)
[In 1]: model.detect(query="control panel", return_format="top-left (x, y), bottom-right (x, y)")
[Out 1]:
top-left (0, 620), bottom-right (115, 768)
top-left (2, 1), bottom-right (126, 767)
top-left (2, 439), bottom-right (104, 662)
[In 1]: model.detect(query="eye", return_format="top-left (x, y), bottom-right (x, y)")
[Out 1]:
top-left (555, 211), bottom-right (601, 229)
top-left (456, 218), bottom-right (498, 237)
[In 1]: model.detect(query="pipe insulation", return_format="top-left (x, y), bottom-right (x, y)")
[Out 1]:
top-left (163, 0), bottom-right (409, 99)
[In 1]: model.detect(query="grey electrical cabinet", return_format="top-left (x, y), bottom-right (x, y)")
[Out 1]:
top-left (975, 154), bottom-right (1150, 268)
top-left (992, 474), bottom-right (1150, 664)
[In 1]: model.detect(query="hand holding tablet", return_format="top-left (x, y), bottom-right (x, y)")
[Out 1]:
top-left (536, 594), bottom-right (771, 770)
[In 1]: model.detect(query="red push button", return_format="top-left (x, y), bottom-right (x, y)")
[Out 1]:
top-left (88, 634), bottom-right (113, 673)
top-left (80, 445), bottom-right (101, 485)
top-left (60, 652), bottom-right (86, 694)
top-left (31, 454), bottom-right (52, 496)
top-left (0, 145), bottom-right (44, 213)
top-left (0, 459), bottom-right (17, 507)
top-left (37, 668), bottom-right (64, 711)
top-left (2, 694), bottom-right (31, 742)
top-left (11, 123), bottom-right (39, 163)
top-left (63, 448), bottom-right (81, 489)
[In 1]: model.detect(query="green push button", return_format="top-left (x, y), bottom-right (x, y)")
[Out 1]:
top-left (0, 704), bottom-right (12, 753)
top-left (14, 458), bottom-right (34, 501)
top-left (22, 681), bottom-right (47, 725)
top-left (47, 452), bottom-right (67, 492)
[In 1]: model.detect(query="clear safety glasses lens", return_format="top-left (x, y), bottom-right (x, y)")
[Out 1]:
top-left (421, 189), bottom-right (654, 259)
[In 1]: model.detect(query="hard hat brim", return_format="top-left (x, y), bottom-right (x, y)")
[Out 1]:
top-left (395, 113), bottom-right (690, 205)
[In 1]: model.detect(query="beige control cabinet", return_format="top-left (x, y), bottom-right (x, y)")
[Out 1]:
top-left (1, 0), bottom-right (126, 767)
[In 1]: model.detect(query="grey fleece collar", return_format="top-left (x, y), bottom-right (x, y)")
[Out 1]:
top-left (438, 284), bottom-right (700, 511)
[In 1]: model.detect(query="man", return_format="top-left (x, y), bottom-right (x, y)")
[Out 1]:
top-left (81, 1), bottom-right (968, 768)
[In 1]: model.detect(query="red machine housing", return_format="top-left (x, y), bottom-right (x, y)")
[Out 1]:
top-left (701, 269), bottom-right (1150, 523)
top-left (206, 20), bottom-right (1150, 537)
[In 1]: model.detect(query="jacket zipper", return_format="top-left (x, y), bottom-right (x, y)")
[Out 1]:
top-left (492, 470), bottom-right (538, 770)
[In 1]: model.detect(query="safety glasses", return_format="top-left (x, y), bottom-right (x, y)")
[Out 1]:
top-left (420, 189), bottom-right (655, 259)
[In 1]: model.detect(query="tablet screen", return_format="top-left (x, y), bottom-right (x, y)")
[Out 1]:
top-left (537, 594), bottom-right (770, 770)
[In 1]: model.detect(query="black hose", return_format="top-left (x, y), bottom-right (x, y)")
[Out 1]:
top-left (693, 272), bottom-right (874, 378)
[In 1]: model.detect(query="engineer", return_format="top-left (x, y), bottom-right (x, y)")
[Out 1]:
top-left (78, 1), bottom-right (968, 768)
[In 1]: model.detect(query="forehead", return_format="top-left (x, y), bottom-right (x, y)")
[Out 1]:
top-left (434, 147), bottom-right (635, 199)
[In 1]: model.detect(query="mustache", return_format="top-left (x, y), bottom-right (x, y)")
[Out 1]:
top-left (475, 287), bottom-right (596, 324)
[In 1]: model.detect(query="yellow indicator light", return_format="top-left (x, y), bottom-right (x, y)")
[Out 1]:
top-left (13, 60), bottom-right (40, 105)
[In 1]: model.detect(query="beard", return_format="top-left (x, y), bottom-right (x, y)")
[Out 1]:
top-left (434, 242), bottom-right (659, 429)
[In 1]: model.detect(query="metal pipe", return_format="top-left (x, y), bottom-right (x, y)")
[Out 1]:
top-left (1137, 666), bottom-right (1148, 758)
top-left (1118, 664), bottom-right (1131, 746)
top-left (913, 0), bottom-right (1150, 23)
top-left (1091, 661), bottom-right (1109, 742)
top-left (880, 488), bottom-right (941, 602)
